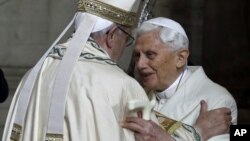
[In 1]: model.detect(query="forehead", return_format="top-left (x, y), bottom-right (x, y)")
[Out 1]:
top-left (135, 30), bottom-right (166, 52)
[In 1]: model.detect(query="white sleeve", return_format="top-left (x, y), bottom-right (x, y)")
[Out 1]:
top-left (172, 124), bottom-right (202, 141)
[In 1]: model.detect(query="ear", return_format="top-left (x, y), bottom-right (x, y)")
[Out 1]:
top-left (176, 48), bottom-right (189, 68)
top-left (106, 26), bottom-right (118, 49)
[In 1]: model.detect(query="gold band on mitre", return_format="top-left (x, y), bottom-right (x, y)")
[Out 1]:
top-left (78, 0), bottom-right (137, 26)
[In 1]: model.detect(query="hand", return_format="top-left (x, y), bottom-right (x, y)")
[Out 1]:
top-left (121, 117), bottom-right (175, 141)
top-left (194, 100), bottom-right (232, 140)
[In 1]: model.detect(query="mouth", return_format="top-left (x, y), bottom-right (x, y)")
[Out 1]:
top-left (139, 72), bottom-right (154, 80)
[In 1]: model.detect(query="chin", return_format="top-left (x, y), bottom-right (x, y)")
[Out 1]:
top-left (142, 82), bottom-right (156, 91)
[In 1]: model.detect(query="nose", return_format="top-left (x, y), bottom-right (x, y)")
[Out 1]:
top-left (136, 55), bottom-right (147, 70)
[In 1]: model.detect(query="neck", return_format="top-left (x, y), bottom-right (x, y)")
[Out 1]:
top-left (158, 67), bottom-right (186, 92)
top-left (175, 68), bottom-right (186, 92)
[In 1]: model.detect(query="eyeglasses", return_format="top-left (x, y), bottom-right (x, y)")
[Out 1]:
top-left (117, 25), bottom-right (135, 47)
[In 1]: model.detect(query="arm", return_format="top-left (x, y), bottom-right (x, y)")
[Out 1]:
top-left (194, 100), bottom-right (232, 141)
top-left (122, 101), bottom-right (232, 141)
top-left (195, 93), bottom-right (237, 141)
top-left (121, 117), bottom-right (175, 141)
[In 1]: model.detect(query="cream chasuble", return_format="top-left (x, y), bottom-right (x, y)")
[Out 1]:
top-left (3, 38), bottom-right (150, 141)
top-left (154, 66), bottom-right (238, 141)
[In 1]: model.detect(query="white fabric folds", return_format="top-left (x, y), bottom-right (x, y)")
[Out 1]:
top-left (10, 13), bottom-right (102, 140)
top-left (46, 13), bottom-right (97, 136)
top-left (12, 13), bottom-right (77, 129)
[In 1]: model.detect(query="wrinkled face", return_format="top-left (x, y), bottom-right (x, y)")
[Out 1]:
top-left (133, 30), bottom-right (180, 91)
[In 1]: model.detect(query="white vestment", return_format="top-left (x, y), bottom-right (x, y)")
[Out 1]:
top-left (155, 66), bottom-right (238, 141)
top-left (3, 38), bottom-right (150, 141)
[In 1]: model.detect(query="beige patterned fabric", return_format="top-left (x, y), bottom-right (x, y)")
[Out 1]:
top-left (155, 111), bottom-right (182, 135)
top-left (155, 111), bottom-right (201, 141)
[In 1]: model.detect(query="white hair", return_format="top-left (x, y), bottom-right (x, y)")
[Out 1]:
top-left (135, 23), bottom-right (189, 51)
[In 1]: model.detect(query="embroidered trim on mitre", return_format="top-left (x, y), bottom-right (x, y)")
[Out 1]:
top-left (45, 133), bottom-right (63, 141)
top-left (10, 123), bottom-right (22, 141)
top-left (77, 0), bottom-right (137, 26)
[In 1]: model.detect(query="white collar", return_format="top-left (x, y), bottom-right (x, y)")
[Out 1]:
top-left (156, 68), bottom-right (188, 100)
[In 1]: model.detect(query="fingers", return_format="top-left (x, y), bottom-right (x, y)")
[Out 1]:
top-left (195, 104), bottom-right (233, 140)
top-left (122, 120), bottom-right (144, 133)
top-left (213, 107), bottom-right (231, 114)
top-left (212, 108), bottom-right (232, 123)
top-left (212, 108), bottom-right (232, 124)
top-left (225, 113), bottom-right (232, 122)
top-left (125, 117), bottom-right (147, 127)
top-left (199, 100), bottom-right (208, 114)
top-left (121, 117), bottom-right (148, 133)
top-left (224, 114), bottom-right (232, 133)
top-left (212, 108), bottom-right (232, 134)
top-left (214, 120), bottom-right (231, 134)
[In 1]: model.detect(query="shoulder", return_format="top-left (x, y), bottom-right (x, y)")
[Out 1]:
top-left (198, 76), bottom-right (237, 116)
top-left (189, 66), bottom-right (234, 99)
top-left (73, 62), bottom-right (141, 88)
top-left (188, 66), bottom-right (237, 108)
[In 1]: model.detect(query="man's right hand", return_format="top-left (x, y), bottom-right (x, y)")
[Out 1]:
top-left (194, 100), bottom-right (232, 140)
top-left (121, 117), bottom-right (175, 141)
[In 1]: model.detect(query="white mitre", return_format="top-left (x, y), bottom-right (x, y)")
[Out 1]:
top-left (144, 17), bottom-right (188, 40)
top-left (75, 0), bottom-right (143, 32)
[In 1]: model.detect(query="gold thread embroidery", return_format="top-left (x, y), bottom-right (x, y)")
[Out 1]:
top-left (155, 111), bottom-right (182, 135)
top-left (10, 123), bottom-right (22, 141)
top-left (45, 133), bottom-right (63, 141)
top-left (78, 0), bottom-right (136, 26)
